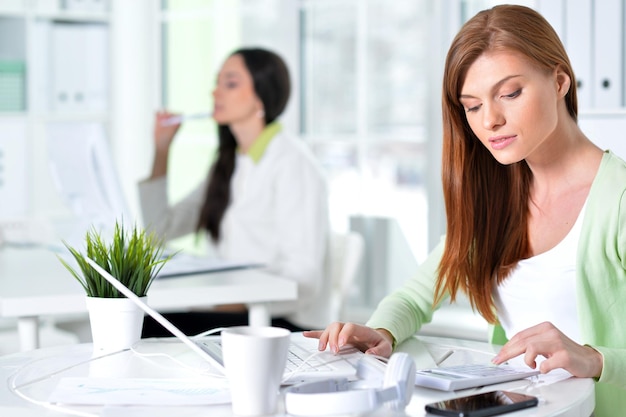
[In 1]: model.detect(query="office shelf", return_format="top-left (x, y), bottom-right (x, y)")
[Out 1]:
top-left (32, 11), bottom-right (110, 23)
top-left (0, 1), bottom-right (112, 220)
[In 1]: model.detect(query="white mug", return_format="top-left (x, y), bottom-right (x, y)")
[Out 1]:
top-left (221, 326), bottom-right (291, 416)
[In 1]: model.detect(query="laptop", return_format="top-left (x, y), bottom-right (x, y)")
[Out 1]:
top-left (157, 252), bottom-right (263, 278)
top-left (85, 257), bottom-right (362, 384)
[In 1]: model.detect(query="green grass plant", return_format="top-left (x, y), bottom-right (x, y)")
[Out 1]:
top-left (59, 221), bottom-right (172, 298)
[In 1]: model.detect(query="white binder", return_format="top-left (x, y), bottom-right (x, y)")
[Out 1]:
top-left (50, 22), bottom-right (108, 112)
top-left (536, 0), bottom-right (565, 42)
top-left (593, 0), bottom-right (623, 108)
top-left (564, 0), bottom-right (593, 110)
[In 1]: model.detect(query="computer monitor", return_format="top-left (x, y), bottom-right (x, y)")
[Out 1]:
top-left (46, 122), bottom-right (131, 240)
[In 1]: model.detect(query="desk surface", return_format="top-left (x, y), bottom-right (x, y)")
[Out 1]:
top-left (0, 246), bottom-right (297, 316)
top-left (0, 247), bottom-right (297, 351)
top-left (0, 335), bottom-right (594, 417)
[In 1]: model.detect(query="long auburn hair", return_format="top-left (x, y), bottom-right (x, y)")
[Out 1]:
top-left (197, 48), bottom-right (291, 241)
top-left (436, 5), bottom-right (578, 323)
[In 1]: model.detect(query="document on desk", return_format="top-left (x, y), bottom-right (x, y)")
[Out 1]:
top-left (49, 377), bottom-right (231, 405)
top-left (158, 253), bottom-right (263, 278)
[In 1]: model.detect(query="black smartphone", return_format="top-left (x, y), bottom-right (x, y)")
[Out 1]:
top-left (425, 390), bottom-right (538, 417)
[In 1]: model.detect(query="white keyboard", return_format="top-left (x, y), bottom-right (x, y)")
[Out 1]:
top-left (415, 364), bottom-right (540, 391)
top-left (285, 342), bottom-right (333, 372)
top-left (208, 338), bottom-right (335, 373)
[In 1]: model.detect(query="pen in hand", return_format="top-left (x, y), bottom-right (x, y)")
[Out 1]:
top-left (160, 112), bottom-right (212, 126)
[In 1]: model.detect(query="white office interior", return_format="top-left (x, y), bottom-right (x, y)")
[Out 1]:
top-left (0, 0), bottom-right (625, 354)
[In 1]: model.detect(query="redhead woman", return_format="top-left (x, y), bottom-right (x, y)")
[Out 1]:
top-left (305, 6), bottom-right (626, 415)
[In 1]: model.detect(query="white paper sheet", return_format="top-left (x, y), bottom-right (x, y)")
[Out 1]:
top-left (48, 377), bottom-right (230, 406)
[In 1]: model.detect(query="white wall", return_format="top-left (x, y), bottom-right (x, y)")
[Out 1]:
top-left (579, 110), bottom-right (626, 160)
top-left (110, 0), bottom-right (158, 225)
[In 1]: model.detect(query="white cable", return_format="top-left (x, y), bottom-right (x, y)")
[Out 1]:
top-left (10, 349), bottom-right (125, 391)
top-left (191, 327), bottom-right (227, 338)
top-left (10, 386), bottom-right (98, 417)
top-left (8, 350), bottom-right (126, 417)
top-left (130, 339), bottom-right (225, 379)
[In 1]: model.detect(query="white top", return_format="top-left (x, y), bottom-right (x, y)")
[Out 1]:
top-left (138, 130), bottom-right (330, 329)
top-left (493, 204), bottom-right (586, 343)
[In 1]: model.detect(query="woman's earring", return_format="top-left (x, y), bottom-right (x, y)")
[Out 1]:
top-left (257, 109), bottom-right (265, 119)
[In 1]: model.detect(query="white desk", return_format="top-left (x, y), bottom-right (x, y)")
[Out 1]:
top-left (0, 334), bottom-right (595, 416)
top-left (401, 336), bottom-right (595, 417)
top-left (0, 247), bottom-right (297, 351)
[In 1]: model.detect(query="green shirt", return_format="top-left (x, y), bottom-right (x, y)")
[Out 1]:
top-left (245, 122), bottom-right (282, 163)
top-left (367, 150), bottom-right (626, 417)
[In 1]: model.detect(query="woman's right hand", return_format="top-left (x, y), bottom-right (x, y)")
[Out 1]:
top-left (303, 322), bottom-right (394, 358)
top-left (153, 110), bottom-right (181, 153)
top-left (149, 110), bottom-right (182, 179)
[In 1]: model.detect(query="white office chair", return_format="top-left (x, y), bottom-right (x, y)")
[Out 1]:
top-left (328, 231), bottom-right (365, 322)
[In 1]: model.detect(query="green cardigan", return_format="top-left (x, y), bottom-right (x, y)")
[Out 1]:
top-left (367, 150), bottom-right (626, 416)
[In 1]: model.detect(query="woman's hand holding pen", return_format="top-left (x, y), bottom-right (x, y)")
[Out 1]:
top-left (492, 321), bottom-right (604, 379)
top-left (154, 110), bottom-right (181, 152)
top-left (304, 322), bottom-right (394, 358)
top-left (150, 110), bottom-right (181, 179)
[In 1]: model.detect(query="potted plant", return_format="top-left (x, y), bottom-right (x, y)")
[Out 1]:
top-left (59, 221), bottom-right (172, 353)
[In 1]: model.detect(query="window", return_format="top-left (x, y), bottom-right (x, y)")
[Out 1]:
top-left (159, 0), bottom-right (440, 313)
top-left (158, 0), bottom-right (297, 252)
top-left (300, 0), bottom-right (432, 262)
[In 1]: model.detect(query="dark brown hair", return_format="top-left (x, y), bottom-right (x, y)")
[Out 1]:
top-left (436, 5), bottom-right (578, 323)
top-left (197, 48), bottom-right (291, 241)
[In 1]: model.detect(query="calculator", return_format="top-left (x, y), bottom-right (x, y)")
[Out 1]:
top-left (414, 364), bottom-right (540, 391)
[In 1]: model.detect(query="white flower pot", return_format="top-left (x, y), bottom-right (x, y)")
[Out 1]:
top-left (86, 296), bottom-right (145, 354)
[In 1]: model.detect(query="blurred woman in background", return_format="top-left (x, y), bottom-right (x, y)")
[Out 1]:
top-left (140, 47), bottom-right (330, 335)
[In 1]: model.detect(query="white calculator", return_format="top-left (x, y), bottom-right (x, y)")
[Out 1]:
top-left (415, 364), bottom-right (540, 391)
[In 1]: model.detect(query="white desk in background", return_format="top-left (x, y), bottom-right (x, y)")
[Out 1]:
top-left (0, 334), bottom-right (594, 417)
top-left (0, 246), bottom-right (297, 351)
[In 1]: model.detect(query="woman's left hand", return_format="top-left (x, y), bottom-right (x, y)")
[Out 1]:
top-left (492, 321), bottom-right (603, 378)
